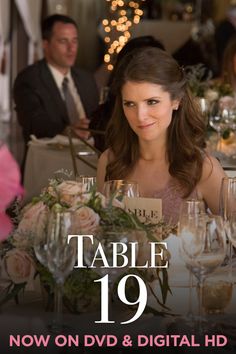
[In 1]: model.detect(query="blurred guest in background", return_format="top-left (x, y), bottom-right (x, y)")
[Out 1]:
top-left (215, 4), bottom-right (236, 70)
top-left (90, 35), bottom-right (164, 152)
top-left (221, 35), bottom-right (236, 92)
top-left (14, 14), bottom-right (99, 149)
top-left (97, 47), bottom-right (226, 224)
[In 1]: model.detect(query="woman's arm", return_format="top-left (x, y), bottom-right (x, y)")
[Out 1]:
top-left (198, 155), bottom-right (227, 214)
top-left (96, 149), bottom-right (109, 192)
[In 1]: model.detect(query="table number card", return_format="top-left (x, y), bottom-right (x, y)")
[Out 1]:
top-left (124, 197), bottom-right (162, 224)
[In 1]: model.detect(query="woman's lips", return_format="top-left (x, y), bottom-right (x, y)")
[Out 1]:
top-left (138, 122), bottom-right (156, 129)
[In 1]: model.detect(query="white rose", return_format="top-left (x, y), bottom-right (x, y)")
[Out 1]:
top-left (3, 249), bottom-right (36, 286)
top-left (73, 206), bottom-right (100, 233)
top-left (205, 89), bottom-right (219, 102)
top-left (57, 181), bottom-right (87, 204)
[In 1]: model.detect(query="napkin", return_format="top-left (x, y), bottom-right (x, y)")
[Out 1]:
top-left (29, 134), bottom-right (83, 147)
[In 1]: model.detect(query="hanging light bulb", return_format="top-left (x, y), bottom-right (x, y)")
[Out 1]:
top-left (102, 0), bottom-right (146, 70)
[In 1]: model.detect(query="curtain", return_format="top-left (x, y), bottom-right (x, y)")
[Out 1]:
top-left (14, 0), bottom-right (43, 64)
top-left (0, 0), bottom-right (11, 121)
top-left (69, 0), bottom-right (107, 71)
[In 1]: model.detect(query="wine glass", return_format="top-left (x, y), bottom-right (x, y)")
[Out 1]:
top-left (179, 214), bottom-right (227, 330)
top-left (78, 175), bottom-right (96, 192)
top-left (209, 101), bottom-right (230, 152)
top-left (103, 180), bottom-right (139, 207)
top-left (83, 226), bottom-right (138, 320)
top-left (220, 177), bottom-right (236, 256)
top-left (178, 199), bottom-right (205, 321)
top-left (34, 209), bottom-right (75, 332)
top-left (202, 241), bottom-right (233, 315)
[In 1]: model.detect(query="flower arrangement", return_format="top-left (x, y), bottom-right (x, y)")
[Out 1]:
top-left (204, 80), bottom-right (234, 104)
top-left (0, 179), bottom-right (174, 314)
top-left (185, 63), bottom-right (234, 102)
top-left (185, 63), bottom-right (212, 98)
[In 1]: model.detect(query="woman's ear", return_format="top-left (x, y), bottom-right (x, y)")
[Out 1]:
top-left (172, 99), bottom-right (180, 110)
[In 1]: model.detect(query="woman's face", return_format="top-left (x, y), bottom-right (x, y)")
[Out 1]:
top-left (121, 81), bottom-right (179, 143)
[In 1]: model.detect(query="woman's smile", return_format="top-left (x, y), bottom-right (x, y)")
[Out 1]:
top-left (137, 121), bottom-right (156, 130)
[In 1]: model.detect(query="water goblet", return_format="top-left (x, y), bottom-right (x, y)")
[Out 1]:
top-left (34, 209), bottom-right (75, 332)
top-left (220, 177), bottom-right (236, 271)
top-left (78, 175), bottom-right (96, 192)
top-left (202, 245), bottom-right (233, 315)
top-left (178, 199), bottom-right (205, 321)
top-left (209, 102), bottom-right (230, 152)
top-left (103, 180), bottom-right (139, 205)
top-left (179, 214), bottom-right (227, 330)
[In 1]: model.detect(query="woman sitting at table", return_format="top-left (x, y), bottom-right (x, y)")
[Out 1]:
top-left (96, 47), bottom-right (226, 224)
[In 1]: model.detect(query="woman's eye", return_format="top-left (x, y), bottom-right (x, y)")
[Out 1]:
top-left (147, 99), bottom-right (158, 105)
top-left (123, 101), bottom-right (134, 107)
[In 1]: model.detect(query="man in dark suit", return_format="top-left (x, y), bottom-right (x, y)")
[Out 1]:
top-left (14, 14), bottom-right (99, 147)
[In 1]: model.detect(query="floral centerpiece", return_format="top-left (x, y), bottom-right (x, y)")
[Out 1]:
top-left (186, 64), bottom-right (236, 142)
top-left (185, 63), bottom-right (234, 104)
top-left (0, 179), bottom-right (174, 315)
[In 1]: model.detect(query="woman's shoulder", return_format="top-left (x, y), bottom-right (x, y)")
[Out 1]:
top-left (98, 148), bottom-right (114, 165)
top-left (199, 153), bottom-right (226, 193)
top-left (201, 154), bottom-right (225, 179)
top-left (198, 154), bottom-right (227, 214)
top-left (97, 149), bottom-right (114, 192)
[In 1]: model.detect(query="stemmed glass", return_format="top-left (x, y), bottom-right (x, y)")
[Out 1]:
top-left (83, 227), bottom-right (137, 321)
top-left (179, 214), bottom-right (227, 330)
top-left (178, 199), bottom-right (205, 321)
top-left (34, 209), bottom-right (75, 332)
top-left (220, 177), bottom-right (236, 246)
top-left (103, 180), bottom-right (139, 202)
top-left (78, 175), bottom-right (97, 192)
top-left (220, 177), bottom-right (236, 269)
top-left (209, 102), bottom-right (231, 152)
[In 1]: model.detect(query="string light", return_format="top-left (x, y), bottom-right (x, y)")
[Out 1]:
top-left (102, 0), bottom-right (145, 71)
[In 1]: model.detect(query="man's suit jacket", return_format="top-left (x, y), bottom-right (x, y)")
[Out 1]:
top-left (13, 59), bottom-right (99, 144)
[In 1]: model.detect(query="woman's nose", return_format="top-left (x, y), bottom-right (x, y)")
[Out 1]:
top-left (136, 105), bottom-right (148, 121)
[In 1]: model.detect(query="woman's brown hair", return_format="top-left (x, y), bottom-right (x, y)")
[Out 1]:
top-left (106, 47), bottom-right (206, 197)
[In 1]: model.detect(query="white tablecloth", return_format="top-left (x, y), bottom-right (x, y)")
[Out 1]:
top-left (23, 142), bottom-right (98, 203)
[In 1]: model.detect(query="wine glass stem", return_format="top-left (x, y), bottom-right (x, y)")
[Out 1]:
top-left (198, 276), bottom-right (205, 331)
top-left (54, 281), bottom-right (64, 327)
top-left (187, 270), bottom-right (193, 318)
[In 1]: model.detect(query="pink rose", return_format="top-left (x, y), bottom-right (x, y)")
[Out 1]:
top-left (219, 95), bottom-right (235, 110)
top-left (73, 206), bottom-right (100, 233)
top-left (0, 144), bottom-right (23, 240)
top-left (56, 181), bottom-right (87, 204)
top-left (14, 201), bottom-right (48, 241)
top-left (3, 249), bottom-right (36, 285)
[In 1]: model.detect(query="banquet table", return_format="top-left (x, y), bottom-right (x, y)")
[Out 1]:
top-left (23, 140), bottom-right (98, 203)
top-left (0, 283), bottom-right (235, 354)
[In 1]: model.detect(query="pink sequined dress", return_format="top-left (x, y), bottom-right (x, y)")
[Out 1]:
top-left (153, 181), bottom-right (198, 225)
